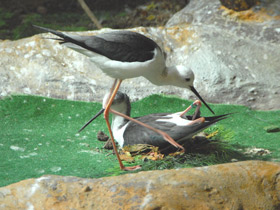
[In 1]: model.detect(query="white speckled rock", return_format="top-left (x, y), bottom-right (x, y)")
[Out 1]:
top-left (0, 0), bottom-right (280, 110)
top-left (0, 27), bottom-right (193, 103)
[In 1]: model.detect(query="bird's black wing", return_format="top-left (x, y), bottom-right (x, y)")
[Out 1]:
top-left (123, 113), bottom-right (180, 148)
top-left (123, 113), bottom-right (230, 149)
top-left (33, 25), bottom-right (159, 62)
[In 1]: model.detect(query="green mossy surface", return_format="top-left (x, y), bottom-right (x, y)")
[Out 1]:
top-left (1, 94), bottom-right (279, 187)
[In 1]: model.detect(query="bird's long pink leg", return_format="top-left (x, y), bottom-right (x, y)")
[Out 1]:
top-left (104, 79), bottom-right (141, 171)
top-left (104, 80), bottom-right (194, 170)
top-left (186, 117), bottom-right (205, 125)
top-left (179, 100), bottom-right (202, 119)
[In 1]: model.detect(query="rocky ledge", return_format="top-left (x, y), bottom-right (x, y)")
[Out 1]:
top-left (0, 160), bottom-right (279, 210)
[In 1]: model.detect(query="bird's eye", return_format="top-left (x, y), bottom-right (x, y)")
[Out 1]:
top-left (185, 78), bottom-right (190, 82)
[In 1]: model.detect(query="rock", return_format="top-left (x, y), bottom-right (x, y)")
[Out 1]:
top-left (0, 28), bottom-right (193, 105)
top-left (244, 147), bottom-right (271, 156)
top-left (264, 125), bottom-right (280, 133)
top-left (0, 161), bottom-right (279, 209)
top-left (219, 0), bottom-right (257, 11)
top-left (97, 131), bottom-right (109, 141)
top-left (103, 139), bottom-right (113, 150)
top-left (166, 0), bottom-right (280, 110)
top-left (1, 0), bottom-right (280, 110)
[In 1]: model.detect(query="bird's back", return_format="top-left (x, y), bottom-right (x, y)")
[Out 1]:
top-left (34, 25), bottom-right (167, 79)
top-left (63, 30), bottom-right (161, 62)
top-left (64, 31), bottom-right (166, 79)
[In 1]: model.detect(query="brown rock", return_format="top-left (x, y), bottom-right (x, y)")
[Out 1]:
top-left (0, 161), bottom-right (279, 209)
top-left (219, 0), bottom-right (257, 11)
top-left (97, 130), bottom-right (109, 141)
top-left (103, 139), bottom-right (113, 150)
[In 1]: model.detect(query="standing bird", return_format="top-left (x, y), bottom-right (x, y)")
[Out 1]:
top-left (88, 91), bottom-right (229, 169)
top-left (34, 25), bottom-right (215, 170)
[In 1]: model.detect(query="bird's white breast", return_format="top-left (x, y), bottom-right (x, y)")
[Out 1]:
top-left (99, 48), bottom-right (164, 79)
top-left (112, 122), bottom-right (130, 148)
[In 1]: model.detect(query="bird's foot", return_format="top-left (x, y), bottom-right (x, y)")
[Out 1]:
top-left (187, 117), bottom-right (205, 125)
top-left (179, 100), bottom-right (201, 117)
top-left (123, 165), bottom-right (142, 171)
top-left (161, 132), bottom-right (185, 152)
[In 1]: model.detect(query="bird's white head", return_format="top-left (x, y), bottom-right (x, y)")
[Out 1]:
top-left (162, 65), bottom-right (215, 115)
top-left (174, 65), bottom-right (195, 88)
top-left (163, 65), bottom-right (195, 89)
top-left (103, 91), bottom-right (131, 116)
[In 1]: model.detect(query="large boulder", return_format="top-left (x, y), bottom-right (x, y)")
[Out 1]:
top-left (0, 0), bottom-right (279, 110)
top-left (166, 0), bottom-right (280, 110)
top-left (0, 27), bottom-right (194, 103)
top-left (0, 161), bottom-right (279, 209)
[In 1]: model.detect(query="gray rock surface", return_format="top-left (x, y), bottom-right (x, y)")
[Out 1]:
top-left (166, 0), bottom-right (280, 110)
top-left (0, 0), bottom-right (280, 110)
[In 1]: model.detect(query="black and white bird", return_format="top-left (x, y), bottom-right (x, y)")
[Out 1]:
top-left (34, 25), bottom-right (215, 170)
top-left (87, 91), bottom-right (229, 169)
top-left (109, 92), bottom-right (227, 149)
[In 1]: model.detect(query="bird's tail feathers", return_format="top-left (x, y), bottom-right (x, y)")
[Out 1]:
top-left (203, 113), bottom-right (233, 122)
top-left (33, 25), bottom-right (77, 45)
top-left (187, 113), bottom-right (232, 134)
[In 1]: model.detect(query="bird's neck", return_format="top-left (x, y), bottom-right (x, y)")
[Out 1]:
top-left (111, 115), bottom-right (129, 136)
top-left (111, 107), bottom-right (130, 131)
top-left (146, 66), bottom-right (181, 87)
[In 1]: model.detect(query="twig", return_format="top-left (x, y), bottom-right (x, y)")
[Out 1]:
top-left (77, 0), bottom-right (102, 29)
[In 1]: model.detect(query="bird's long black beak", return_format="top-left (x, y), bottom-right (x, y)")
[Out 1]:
top-left (78, 108), bottom-right (105, 133)
top-left (190, 86), bottom-right (215, 114)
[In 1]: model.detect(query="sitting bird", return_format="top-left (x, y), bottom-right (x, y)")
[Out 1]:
top-left (83, 91), bottom-right (229, 170)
